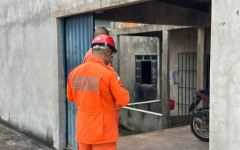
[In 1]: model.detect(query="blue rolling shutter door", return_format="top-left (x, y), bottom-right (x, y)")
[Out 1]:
top-left (65, 14), bottom-right (94, 150)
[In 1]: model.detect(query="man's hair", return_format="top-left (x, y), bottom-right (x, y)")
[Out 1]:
top-left (94, 27), bottom-right (109, 37)
top-left (92, 46), bottom-right (111, 54)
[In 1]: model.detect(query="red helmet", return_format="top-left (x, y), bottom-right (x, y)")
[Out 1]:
top-left (91, 35), bottom-right (117, 53)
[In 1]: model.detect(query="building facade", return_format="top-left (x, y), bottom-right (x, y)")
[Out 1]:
top-left (1, 0), bottom-right (239, 150)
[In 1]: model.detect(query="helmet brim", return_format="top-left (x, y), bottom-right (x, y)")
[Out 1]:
top-left (91, 43), bottom-right (117, 53)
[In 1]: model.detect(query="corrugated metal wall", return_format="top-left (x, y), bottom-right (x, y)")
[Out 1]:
top-left (65, 14), bottom-right (94, 150)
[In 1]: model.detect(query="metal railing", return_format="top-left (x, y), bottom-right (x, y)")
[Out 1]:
top-left (178, 53), bottom-right (197, 116)
top-left (123, 100), bottom-right (163, 116)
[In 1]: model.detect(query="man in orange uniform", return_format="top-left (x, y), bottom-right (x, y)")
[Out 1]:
top-left (83, 27), bottom-right (119, 110)
top-left (67, 35), bottom-right (130, 150)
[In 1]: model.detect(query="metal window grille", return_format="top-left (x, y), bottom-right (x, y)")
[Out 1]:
top-left (177, 53), bottom-right (197, 116)
top-left (135, 55), bottom-right (158, 87)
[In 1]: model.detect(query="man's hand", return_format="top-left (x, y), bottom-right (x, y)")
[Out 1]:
top-left (116, 102), bottom-right (122, 111)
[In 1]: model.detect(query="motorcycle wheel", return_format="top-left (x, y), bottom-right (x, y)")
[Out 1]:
top-left (190, 107), bottom-right (209, 142)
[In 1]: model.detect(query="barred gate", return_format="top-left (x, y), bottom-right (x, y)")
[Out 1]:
top-left (177, 53), bottom-right (197, 116)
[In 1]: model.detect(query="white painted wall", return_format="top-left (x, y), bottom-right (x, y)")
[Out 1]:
top-left (211, 1), bottom-right (240, 149)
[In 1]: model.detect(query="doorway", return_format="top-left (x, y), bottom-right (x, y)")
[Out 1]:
top-left (65, 13), bottom-right (94, 150)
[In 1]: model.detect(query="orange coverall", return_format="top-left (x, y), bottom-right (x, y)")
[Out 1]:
top-left (67, 57), bottom-right (130, 149)
top-left (82, 48), bottom-right (119, 110)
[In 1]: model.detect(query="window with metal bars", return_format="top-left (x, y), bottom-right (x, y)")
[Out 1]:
top-left (135, 55), bottom-right (157, 87)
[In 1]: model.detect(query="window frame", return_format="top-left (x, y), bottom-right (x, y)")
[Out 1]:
top-left (135, 54), bottom-right (158, 87)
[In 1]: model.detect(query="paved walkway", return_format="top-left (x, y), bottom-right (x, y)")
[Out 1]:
top-left (118, 126), bottom-right (209, 150)
top-left (0, 123), bottom-right (208, 150)
top-left (0, 123), bottom-right (53, 150)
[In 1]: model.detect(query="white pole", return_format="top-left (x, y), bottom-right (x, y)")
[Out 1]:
top-left (122, 106), bottom-right (163, 116)
top-left (127, 100), bottom-right (160, 106)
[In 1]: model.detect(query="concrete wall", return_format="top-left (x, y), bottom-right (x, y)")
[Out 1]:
top-left (211, 1), bottom-right (240, 149)
top-left (0, 1), bottom-right (160, 149)
top-left (111, 35), bottom-right (163, 131)
top-left (169, 28), bottom-right (198, 116)
top-left (114, 35), bottom-right (159, 101)
top-left (113, 27), bottom-right (211, 130)
top-left (55, 0), bottom-right (147, 17)
top-left (119, 102), bottom-right (163, 133)
top-left (0, 0), bottom-right (212, 149)
top-left (0, 0), bottom-right (65, 149)
top-left (0, 1), bottom-right (180, 149)
top-left (169, 28), bottom-right (211, 116)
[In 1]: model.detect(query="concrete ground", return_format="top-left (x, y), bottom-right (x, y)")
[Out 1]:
top-left (0, 123), bottom-right (208, 150)
top-left (0, 123), bottom-right (54, 150)
top-left (118, 126), bottom-right (209, 150)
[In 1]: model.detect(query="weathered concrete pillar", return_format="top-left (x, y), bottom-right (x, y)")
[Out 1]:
top-left (161, 30), bottom-right (170, 128)
top-left (117, 35), bottom-right (120, 75)
top-left (158, 36), bottom-right (162, 104)
top-left (211, 1), bottom-right (240, 149)
top-left (56, 18), bottom-right (67, 150)
top-left (111, 34), bottom-right (120, 74)
top-left (197, 27), bottom-right (205, 90)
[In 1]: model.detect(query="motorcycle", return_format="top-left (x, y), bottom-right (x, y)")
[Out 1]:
top-left (189, 90), bottom-right (209, 142)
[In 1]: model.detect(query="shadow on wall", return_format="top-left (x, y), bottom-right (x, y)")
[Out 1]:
top-left (119, 101), bottom-right (163, 133)
top-left (135, 84), bottom-right (157, 102)
top-left (119, 84), bottom-right (162, 133)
